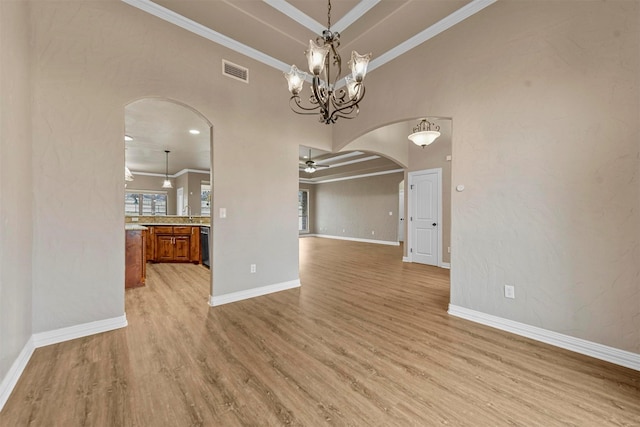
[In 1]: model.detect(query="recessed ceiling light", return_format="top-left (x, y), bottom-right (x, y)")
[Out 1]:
top-left (189, 129), bottom-right (200, 135)
top-left (303, 155), bottom-right (309, 159)
top-left (124, 135), bottom-right (133, 141)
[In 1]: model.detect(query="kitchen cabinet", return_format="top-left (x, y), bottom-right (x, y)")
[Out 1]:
top-left (125, 229), bottom-right (146, 288)
top-left (146, 226), bottom-right (156, 262)
top-left (146, 225), bottom-right (200, 263)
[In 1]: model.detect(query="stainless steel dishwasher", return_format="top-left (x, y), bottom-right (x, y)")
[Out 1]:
top-left (200, 226), bottom-right (210, 268)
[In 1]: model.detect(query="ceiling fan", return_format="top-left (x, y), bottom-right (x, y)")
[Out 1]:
top-left (300, 149), bottom-right (330, 174)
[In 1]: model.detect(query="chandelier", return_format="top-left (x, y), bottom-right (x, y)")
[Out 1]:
top-left (408, 119), bottom-right (441, 148)
top-left (284, 0), bottom-right (372, 124)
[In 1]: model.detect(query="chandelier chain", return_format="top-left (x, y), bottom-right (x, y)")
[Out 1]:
top-left (327, 0), bottom-right (331, 30)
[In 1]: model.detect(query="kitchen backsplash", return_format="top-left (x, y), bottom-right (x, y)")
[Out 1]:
top-left (125, 215), bottom-right (211, 224)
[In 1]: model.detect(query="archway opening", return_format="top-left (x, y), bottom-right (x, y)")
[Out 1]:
top-left (123, 97), bottom-right (213, 308)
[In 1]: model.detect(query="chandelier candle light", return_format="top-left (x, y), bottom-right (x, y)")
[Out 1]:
top-left (284, 0), bottom-right (372, 124)
top-left (408, 119), bottom-right (441, 148)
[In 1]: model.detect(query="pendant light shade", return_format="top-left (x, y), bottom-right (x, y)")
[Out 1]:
top-left (125, 166), bottom-right (134, 182)
top-left (162, 150), bottom-right (173, 189)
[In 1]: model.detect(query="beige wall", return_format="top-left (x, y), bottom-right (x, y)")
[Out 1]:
top-left (313, 172), bottom-right (404, 243)
top-left (0, 0), bottom-right (33, 393)
top-left (332, 1), bottom-right (640, 353)
top-left (29, 0), bottom-right (329, 333)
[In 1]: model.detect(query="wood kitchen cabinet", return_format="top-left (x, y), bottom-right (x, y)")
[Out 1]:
top-left (146, 226), bottom-right (156, 262)
top-left (189, 226), bottom-right (200, 263)
top-left (125, 229), bottom-right (146, 288)
top-left (147, 225), bottom-right (200, 264)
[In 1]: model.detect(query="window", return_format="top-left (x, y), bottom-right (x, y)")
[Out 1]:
top-left (125, 191), bottom-right (167, 215)
top-left (201, 182), bottom-right (211, 216)
top-left (298, 190), bottom-right (309, 232)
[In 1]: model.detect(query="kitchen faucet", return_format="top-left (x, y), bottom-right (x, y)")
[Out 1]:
top-left (183, 205), bottom-right (193, 222)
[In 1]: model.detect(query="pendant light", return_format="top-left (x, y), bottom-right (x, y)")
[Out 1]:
top-left (408, 119), bottom-right (441, 148)
top-left (162, 150), bottom-right (173, 189)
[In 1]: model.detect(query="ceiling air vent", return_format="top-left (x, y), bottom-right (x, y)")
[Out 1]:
top-left (222, 60), bottom-right (249, 83)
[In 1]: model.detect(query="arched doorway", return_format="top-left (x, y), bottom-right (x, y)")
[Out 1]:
top-left (124, 98), bottom-right (213, 305)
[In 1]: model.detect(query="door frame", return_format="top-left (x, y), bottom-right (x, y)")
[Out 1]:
top-left (407, 168), bottom-right (443, 267)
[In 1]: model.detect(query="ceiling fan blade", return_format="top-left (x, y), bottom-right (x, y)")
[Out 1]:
top-left (315, 164), bottom-right (330, 168)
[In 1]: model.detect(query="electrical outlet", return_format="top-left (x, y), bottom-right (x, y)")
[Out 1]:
top-left (371, 230), bottom-right (375, 235)
top-left (504, 285), bottom-right (515, 299)
top-left (342, 229), bottom-right (345, 233)
top-left (447, 246), bottom-right (451, 254)
top-left (250, 264), bottom-right (256, 273)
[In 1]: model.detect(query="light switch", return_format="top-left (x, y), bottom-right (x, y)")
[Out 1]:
top-left (219, 208), bottom-right (227, 218)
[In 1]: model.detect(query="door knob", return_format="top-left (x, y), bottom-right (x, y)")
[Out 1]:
top-left (432, 223), bottom-right (437, 226)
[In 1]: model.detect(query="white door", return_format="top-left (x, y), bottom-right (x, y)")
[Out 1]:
top-left (409, 170), bottom-right (440, 266)
top-left (398, 187), bottom-right (405, 242)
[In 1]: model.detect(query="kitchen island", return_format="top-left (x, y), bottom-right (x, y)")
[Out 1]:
top-left (125, 224), bottom-right (148, 288)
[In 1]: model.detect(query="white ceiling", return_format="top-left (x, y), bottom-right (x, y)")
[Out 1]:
top-left (123, 0), bottom-right (494, 176)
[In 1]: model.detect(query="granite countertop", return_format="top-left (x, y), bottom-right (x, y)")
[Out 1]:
top-left (125, 224), bottom-right (149, 231)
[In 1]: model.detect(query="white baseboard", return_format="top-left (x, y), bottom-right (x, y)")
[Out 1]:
top-left (298, 233), bottom-right (318, 238)
top-left (0, 337), bottom-right (35, 412)
top-left (210, 279), bottom-right (301, 307)
top-left (32, 315), bottom-right (128, 348)
top-left (402, 258), bottom-right (449, 268)
top-left (313, 234), bottom-right (400, 246)
top-left (448, 304), bottom-right (640, 371)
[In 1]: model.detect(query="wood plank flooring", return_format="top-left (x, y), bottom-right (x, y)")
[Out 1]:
top-left (1, 237), bottom-right (639, 426)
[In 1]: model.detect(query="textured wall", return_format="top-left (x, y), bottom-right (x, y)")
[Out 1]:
top-left (314, 173), bottom-right (404, 243)
top-left (29, 0), bottom-right (329, 332)
top-left (332, 1), bottom-right (640, 353)
top-left (0, 0), bottom-right (33, 390)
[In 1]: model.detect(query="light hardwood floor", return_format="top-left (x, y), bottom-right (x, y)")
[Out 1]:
top-left (1, 237), bottom-right (639, 426)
